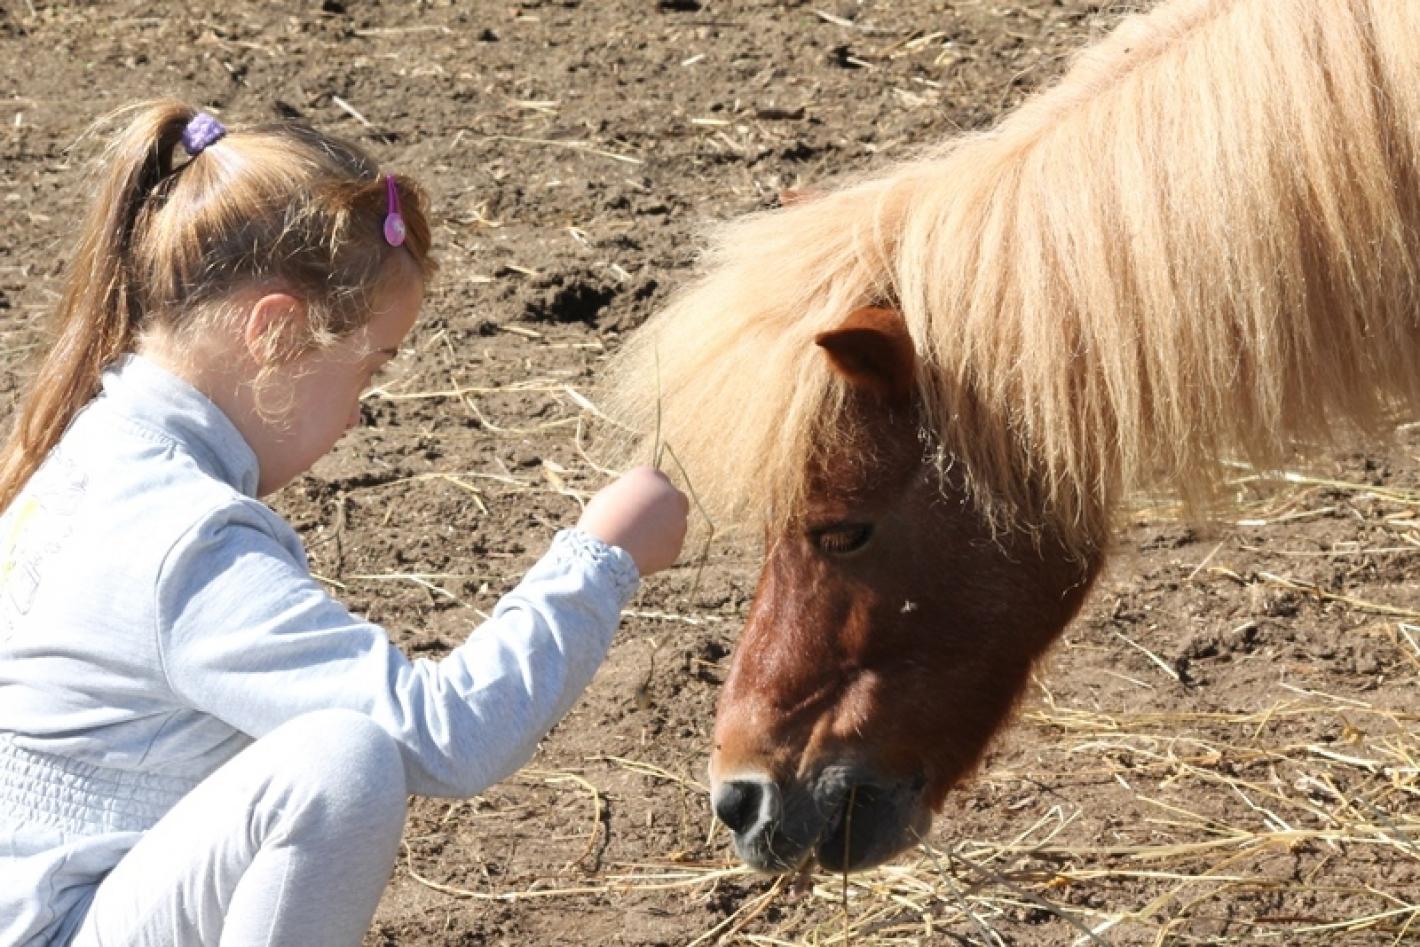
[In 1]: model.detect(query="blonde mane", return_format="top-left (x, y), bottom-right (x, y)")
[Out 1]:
top-left (604, 0), bottom-right (1420, 554)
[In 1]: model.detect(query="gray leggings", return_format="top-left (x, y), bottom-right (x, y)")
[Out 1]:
top-left (69, 710), bottom-right (407, 947)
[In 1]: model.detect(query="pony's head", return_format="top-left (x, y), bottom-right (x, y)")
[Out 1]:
top-left (706, 306), bottom-right (1099, 871)
top-left (605, 163), bottom-right (1115, 870)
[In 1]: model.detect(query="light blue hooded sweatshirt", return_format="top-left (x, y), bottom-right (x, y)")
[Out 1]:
top-left (0, 355), bottom-right (639, 945)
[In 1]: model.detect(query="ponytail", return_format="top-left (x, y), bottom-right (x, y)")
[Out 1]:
top-left (0, 101), bottom-right (194, 510)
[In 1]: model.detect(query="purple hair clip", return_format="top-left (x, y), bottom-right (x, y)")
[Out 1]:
top-left (181, 112), bottom-right (227, 157)
top-left (383, 174), bottom-right (407, 247)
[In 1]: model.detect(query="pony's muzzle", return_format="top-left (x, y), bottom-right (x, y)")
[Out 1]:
top-left (711, 769), bottom-right (929, 873)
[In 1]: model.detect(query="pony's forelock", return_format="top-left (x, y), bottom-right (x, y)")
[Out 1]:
top-left (606, 0), bottom-right (1420, 555)
top-left (603, 185), bottom-right (890, 537)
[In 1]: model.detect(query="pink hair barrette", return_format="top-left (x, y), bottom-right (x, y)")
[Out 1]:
top-left (383, 174), bottom-right (407, 247)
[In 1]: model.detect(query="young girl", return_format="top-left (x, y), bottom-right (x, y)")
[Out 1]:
top-left (0, 101), bottom-right (688, 947)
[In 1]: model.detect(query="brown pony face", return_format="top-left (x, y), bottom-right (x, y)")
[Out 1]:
top-left (709, 308), bottom-right (1103, 872)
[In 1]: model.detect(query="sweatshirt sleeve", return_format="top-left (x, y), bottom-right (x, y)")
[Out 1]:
top-left (155, 506), bottom-right (640, 798)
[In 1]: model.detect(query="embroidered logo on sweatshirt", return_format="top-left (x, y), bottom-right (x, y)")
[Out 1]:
top-left (0, 454), bottom-right (87, 643)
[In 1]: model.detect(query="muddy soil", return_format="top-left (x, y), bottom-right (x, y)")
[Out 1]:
top-left (2, 2), bottom-right (1416, 944)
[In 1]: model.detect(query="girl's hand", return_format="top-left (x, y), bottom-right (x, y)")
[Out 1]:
top-left (577, 466), bottom-right (690, 576)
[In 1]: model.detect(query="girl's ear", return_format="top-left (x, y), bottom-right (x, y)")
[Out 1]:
top-left (243, 293), bottom-right (309, 364)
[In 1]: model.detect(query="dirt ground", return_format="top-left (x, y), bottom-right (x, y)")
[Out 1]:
top-left (2, 1), bottom-right (1417, 944)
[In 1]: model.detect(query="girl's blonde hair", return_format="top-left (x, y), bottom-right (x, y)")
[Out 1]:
top-left (0, 99), bottom-right (436, 510)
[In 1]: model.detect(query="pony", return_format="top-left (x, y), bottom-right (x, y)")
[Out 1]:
top-left (605, 0), bottom-right (1420, 872)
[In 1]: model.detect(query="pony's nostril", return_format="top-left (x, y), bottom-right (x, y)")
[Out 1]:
top-left (713, 780), bottom-right (764, 834)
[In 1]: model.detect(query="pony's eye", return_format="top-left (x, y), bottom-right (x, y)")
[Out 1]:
top-left (812, 523), bottom-right (873, 555)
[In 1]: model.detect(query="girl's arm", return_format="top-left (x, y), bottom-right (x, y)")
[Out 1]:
top-left (155, 501), bottom-right (661, 798)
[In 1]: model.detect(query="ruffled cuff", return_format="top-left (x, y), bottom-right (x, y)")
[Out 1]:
top-left (549, 528), bottom-right (640, 605)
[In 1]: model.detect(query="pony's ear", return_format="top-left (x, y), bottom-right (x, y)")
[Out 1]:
top-left (814, 307), bottom-right (915, 406)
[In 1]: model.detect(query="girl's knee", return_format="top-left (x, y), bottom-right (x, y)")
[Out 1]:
top-left (268, 709), bottom-right (408, 827)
